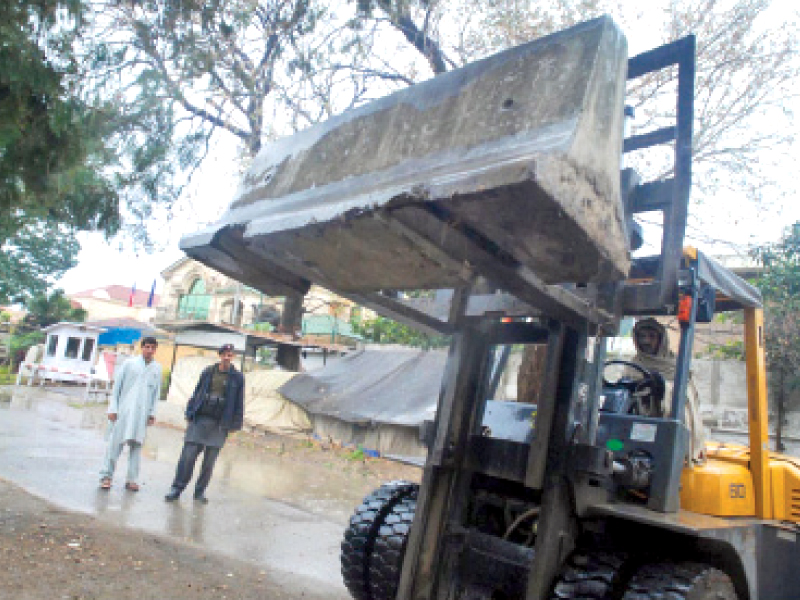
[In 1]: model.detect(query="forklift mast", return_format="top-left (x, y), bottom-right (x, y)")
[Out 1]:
top-left (180, 16), bottom-right (787, 600)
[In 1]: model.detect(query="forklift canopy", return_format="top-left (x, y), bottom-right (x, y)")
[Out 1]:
top-left (694, 251), bottom-right (762, 311)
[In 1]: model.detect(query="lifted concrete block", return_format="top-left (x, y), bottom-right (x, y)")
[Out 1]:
top-left (182, 16), bottom-right (630, 296)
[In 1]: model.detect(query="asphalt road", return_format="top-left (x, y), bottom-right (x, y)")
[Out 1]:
top-left (0, 385), bottom-right (420, 598)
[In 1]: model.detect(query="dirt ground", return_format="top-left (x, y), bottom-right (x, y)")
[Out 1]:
top-left (0, 478), bottom-right (336, 600)
top-left (0, 387), bottom-right (423, 599)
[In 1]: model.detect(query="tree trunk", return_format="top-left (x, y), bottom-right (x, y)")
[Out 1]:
top-left (517, 345), bottom-right (548, 405)
top-left (776, 368), bottom-right (786, 452)
top-left (276, 292), bottom-right (304, 371)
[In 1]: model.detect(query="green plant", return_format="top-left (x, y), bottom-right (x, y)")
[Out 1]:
top-left (0, 311), bottom-right (10, 323)
top-left (10, 330), bottom-right (44, 359)
top-left (700, 340), bottom-right (746, 361)
top-left (349, 313), bottom-right (450, 349)
top-left (23, 289), bottom-right (86, 328)
top-left (160, 370), bottom-right (171, 400)
top-left (345, 446), bottom-right (366, 461)
top-left (0, 364), bottom-right (13, 385)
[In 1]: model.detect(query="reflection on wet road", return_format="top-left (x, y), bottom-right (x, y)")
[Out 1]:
top-left (0, 386), bottom-right (368, 597)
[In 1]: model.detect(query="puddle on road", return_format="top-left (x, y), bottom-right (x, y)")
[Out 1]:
top-left (2, 387), bottom-right (109, 431)
top-left (142, 425), bottom-right (416, 524)
top-left (0, 386), bottom-right (12, 404)
top-left (3, 386), bottom-right (421, 525)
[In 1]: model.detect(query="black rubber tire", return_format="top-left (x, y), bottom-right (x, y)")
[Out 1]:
top-left (622, 562), bottom-right (738, 600)
top-left (550, 550), bottom-right (630, 599)
top-left (341, 481), bottom-right (418, 600)
top-left (368, 490), bottom-right (418, 600)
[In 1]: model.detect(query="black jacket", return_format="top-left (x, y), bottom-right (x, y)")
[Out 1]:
top-left (185, 364), bottom-right (244, 431)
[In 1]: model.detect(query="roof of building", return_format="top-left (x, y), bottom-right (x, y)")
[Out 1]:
top-left (84, 317), bottom-right (162, 334)
top-left (165, 321), bottom-right (352, 352)
top-left (160, 256), bottom-right (192, 277)
top-left (70, 285), bottom-right (161, 308)
top-left (42, 322), bottom-right (107, 334)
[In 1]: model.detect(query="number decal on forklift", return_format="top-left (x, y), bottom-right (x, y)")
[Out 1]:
top-left (729, 483), bottom-right (746, 499)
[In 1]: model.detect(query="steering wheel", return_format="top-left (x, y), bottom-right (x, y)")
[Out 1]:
top-left (602, 360), bottom-right (665, 417)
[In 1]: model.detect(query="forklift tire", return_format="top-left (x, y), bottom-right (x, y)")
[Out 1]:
top-left (550, 550), bottom-right (630, 599)
top-left (368, 491), bottom-right (418, 600)
top-left (621, 562), bottom-right (737, 600)
top-left (341, 481), bottom-right (418, 600)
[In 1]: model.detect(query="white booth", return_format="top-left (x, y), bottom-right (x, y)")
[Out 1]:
top-left (38, 322), bottom-right (105, 384)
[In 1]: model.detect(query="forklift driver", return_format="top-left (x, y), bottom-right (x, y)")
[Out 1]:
top-left (631, 318), bottom-right (706, 463)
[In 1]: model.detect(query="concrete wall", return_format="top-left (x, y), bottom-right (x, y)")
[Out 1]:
top-left (693, 359), bottom-right (800, 435)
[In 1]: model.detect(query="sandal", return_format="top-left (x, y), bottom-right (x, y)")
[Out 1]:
top-left (100, 477), bottom-right (112, 490)
top-left (125, 482), bottom-right (140, 492)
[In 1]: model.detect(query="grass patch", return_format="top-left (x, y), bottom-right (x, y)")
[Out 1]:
top-left (67, 401), bottom-right (93, 409)
top-left (345, 446), bottom-right (366, 461)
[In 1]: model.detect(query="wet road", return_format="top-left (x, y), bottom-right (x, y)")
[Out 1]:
top-left (0, 386), bottom-right (371, 598)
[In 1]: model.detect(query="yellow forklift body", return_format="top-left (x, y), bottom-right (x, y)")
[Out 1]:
top-left (680, 441), bottom-right (800, 522)
top-left (680, 458), bottom-right (755, 517)
top-left (769, 456), bottom-right (800, 521)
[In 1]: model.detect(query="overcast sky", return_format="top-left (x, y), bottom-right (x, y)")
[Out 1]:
top-left (56, 135), bottom-right (240, 296)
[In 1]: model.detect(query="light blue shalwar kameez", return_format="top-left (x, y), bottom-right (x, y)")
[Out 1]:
top-left (99, 356), bottom-right (162, 484)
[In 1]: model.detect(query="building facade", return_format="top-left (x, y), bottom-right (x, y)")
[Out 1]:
top-left (156, 257), bottom-right (363, 332)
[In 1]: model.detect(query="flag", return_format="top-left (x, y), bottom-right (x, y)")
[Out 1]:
top-left (147, 280), bottom-right (156, 308)
top-left (128, 282), bottom-right (136, 307)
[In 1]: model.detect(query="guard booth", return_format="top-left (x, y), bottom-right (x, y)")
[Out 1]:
top-left (38, 322), bottom-right (105, 384)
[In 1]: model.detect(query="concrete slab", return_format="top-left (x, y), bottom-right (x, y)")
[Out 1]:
top-left (182, 17), bottom-right (630, 297)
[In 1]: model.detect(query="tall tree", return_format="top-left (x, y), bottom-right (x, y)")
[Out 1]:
top-left (0, 220), bottom-right (80, 304)
top-left (22, 289), bottom-right (87, 329)
top-left (0, 0), bottom-right (122, 301)
top-left (447, 0), bottom-right (798, 233)
top-left (752, 224), bottom-right (800, 451)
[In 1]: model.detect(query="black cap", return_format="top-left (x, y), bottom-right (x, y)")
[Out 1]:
top-left (219, 343), bottom-right (235, 354)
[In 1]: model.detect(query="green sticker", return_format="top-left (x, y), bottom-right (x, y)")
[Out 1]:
top-left (606, 439), bottom-right (624, 452)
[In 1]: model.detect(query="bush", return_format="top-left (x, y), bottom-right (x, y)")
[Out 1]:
top-left (700, 340), bottom-right (745, 361)
top-left (160, 370), bottom-right (171, 400)
top-left (10, 331), bottom-right (44, 371)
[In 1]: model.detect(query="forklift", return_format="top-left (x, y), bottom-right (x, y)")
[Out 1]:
top-left (181, 16), bottom-right (800, 600)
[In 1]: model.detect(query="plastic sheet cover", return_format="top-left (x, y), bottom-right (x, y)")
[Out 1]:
top-left (279, 347), bottom-right (448, 427)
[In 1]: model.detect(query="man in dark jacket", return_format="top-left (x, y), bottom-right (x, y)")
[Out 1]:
top-left (165, 343), bottom-right (244, 503)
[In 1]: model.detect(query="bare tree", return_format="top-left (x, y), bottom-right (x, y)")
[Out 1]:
top-left (446, 0), bottom-right (799, 242)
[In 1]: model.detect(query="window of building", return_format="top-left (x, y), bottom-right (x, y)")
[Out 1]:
top-left (47, 335), bottom-right (59, 357)
top-left (178, 278), bottom-right (211, 320)
top-left (65, 337), bottom-right (81, 359)
top-left (82, 338), bottom-right (95, 361)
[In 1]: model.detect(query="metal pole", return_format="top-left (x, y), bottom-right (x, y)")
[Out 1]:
top-left (166, 341), bottom-right (179, 398)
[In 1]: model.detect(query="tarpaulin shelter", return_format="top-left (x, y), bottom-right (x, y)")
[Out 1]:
top-left (87, 318), bottom-right (164, 346)
top-left (164, 355), bottom-right (313, 435)
top-left (279, 347), bottom-right (449, 456)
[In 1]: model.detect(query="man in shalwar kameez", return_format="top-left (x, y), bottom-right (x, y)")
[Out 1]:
top-left (630, 318), bottom-right (706, 463)
top-left (99, 337), bottom-right (162, 491)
